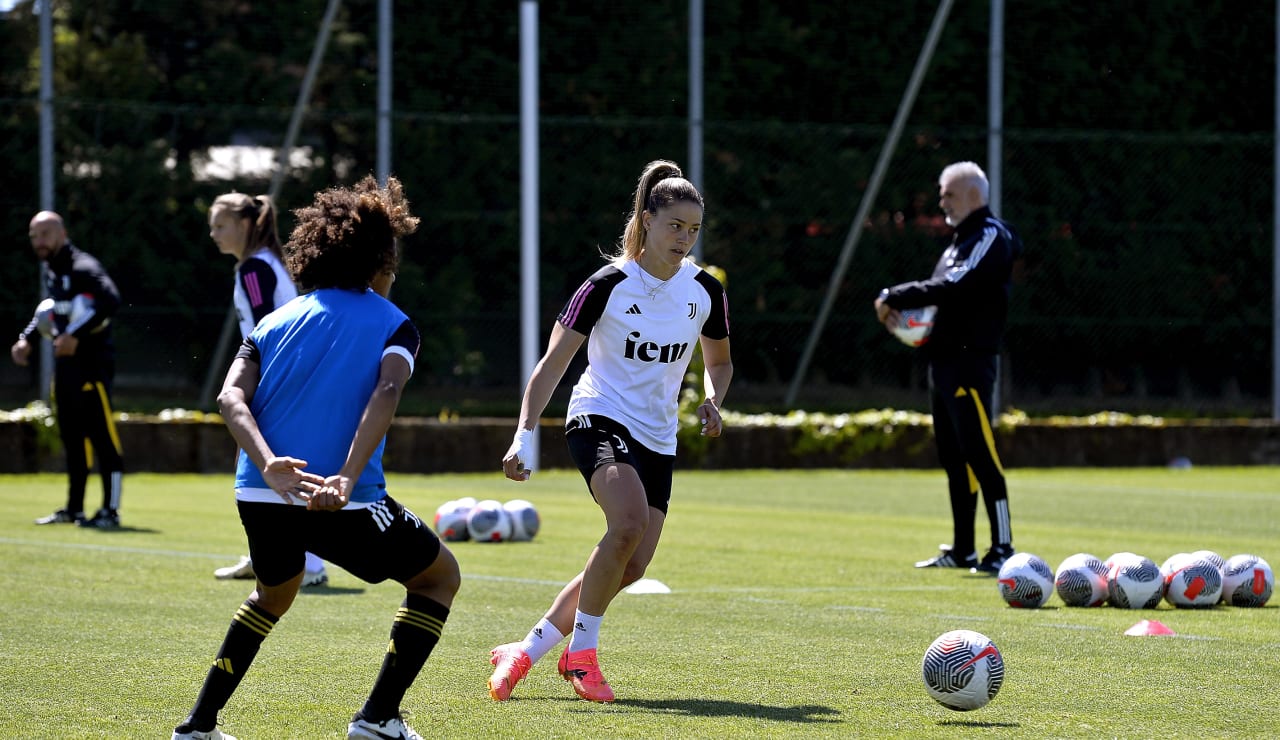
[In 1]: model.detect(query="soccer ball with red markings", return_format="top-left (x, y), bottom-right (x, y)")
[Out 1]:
top-left (1164, 554), bottom-right (1223, 608)
top-left (33, 298), bottom-right (56, 339)
top-left (996, 552), bottom-right (1053, 608)
top-left (921, 630), bottom-right (1004, 711)
top-left (31, 293), bottom-right (98, 339)
top-left (1221, 554), bottom-right (1274, 607)
top-left (1106, 553), bottom-right (1163, 609)
top-left (502, 499), bottom-right (541, 542)
top-left (1055, 553), bottom-right (1109, 607)
top-left (467, 499), bottom-right (513, 542)
top-left (433, 499), bottom-right (472, 542)
top-left (891, 306), bottom-right (937, 347)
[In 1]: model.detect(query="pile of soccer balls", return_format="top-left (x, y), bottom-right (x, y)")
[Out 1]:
top-left (433, 496), bottom-right (540, 543)
top-left (923, 549), bottom-right (1272, 712)
top-left (995, 550), bottom-right (1273, 609)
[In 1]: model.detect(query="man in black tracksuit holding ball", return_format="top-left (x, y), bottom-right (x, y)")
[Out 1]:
top-left (875, 161), bottom-right (1023, 575)
top-left (11, 210), bottom-right (125, 529)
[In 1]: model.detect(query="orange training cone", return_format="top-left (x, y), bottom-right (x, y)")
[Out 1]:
top-left (1124, 619), bottom-right (1176, 636)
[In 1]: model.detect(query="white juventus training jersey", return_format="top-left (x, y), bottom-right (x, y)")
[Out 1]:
top-left (558, 258), bottom-right (730, 455)
top-left (232, 247), bottom-right (296, 338)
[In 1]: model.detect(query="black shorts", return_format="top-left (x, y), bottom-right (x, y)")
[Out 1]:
top-left (236, 495), bottom-right (441, 587)
top-left (565, 414), bottom-right (675, 514)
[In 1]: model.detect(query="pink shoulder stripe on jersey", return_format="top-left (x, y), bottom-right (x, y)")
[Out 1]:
top-left (243, 272), bottom-right (264, 307)
top-left (721, 292), bottom-right (731, 334)
top-left (561, 280), bottom-right (594, 327)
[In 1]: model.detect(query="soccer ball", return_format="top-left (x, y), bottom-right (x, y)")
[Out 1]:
top-left (997, 552), bottom-right (1053, 608)
top-left (1107, 553), bottom-right (1163, 609)
top-left (1163, 554), bottom-right (1223, 608)
top-left (921, 629), bottom-right (1004, 711)
top-left (31, 293), bottom-right (99, 339)
top-left (1221, 554), bottom-right (1274, 607)
top-left (892, 305), bottom-right (937, 347)
top-left (1054, 553), bottom-right (1109, 607)
top-left (1190, 550), bottom-right (1225, 600)
top-left (503, 499), bottom-right (541, 541)
top-left (32, 298), bottom-right (56, 339)
top-left (433, 499), bottom-right (471, 542)
top-left (467, 499), bottom-right (513, 542)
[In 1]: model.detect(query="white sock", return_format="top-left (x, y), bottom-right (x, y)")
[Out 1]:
top-left (304, 551), bottom-right (325, 573)
top-left (567, 609), bottom-right (603, 653)
top-left (519, 618), bottom-right (565, 664)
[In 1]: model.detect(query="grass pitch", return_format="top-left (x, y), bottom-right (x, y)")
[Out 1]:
top-left (1, 467), bottom-right (1277, 738)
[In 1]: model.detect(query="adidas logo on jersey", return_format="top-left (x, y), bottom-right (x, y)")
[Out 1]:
top-left (625, 304), bottom-right (642, 315)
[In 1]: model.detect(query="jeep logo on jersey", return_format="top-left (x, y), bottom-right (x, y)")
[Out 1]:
top-left (623, 331), bottom-right (689, 364)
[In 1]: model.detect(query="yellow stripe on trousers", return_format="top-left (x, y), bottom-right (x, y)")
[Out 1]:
top-left (965, 386), bottom-right (1004, 475)
top-left (93, 381), bottom-right (124, 455)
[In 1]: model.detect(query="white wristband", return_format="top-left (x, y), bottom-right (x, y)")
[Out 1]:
top-left (512, 428), bottom-right (534, 467)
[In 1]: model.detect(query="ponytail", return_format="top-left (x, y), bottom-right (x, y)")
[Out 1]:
top-left (611, 159), bottom-right (705, 266)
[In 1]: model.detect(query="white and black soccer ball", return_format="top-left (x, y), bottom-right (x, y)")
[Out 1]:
top-left (502, 499), bottom-right (541, 542)
top-left (1054, 553), bottom-right (1109, 607)
top-left (34, 293), bottom-right (99, 339)
top-left (1188, 550), bottom-right (1225, 600)
top-left (1164, 554), bottom-right (1223, 608)
top-left (1221, 554), bottom-right (1274, 607)
top-left (434, 499), bottom-right (472, 542)
top-left (921, 629), bottom-right (1004, 711)
top-left (1107, 553), bottom-right (1163, 609)
top-left (33, 297), bottom-right (57, 339)
top-left (467, 499), bottom-right (513, 542)
top-left (997, 552), bottom-right (1053, 608)
top-left (892, 305), bottom-right (937, 347)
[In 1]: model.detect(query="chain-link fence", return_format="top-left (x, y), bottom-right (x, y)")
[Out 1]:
top-left (0, 2), bottom-right (1272, 417)
top-left (3, 107), bottom-right (1268, 416)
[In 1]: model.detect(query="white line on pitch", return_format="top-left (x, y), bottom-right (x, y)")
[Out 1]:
top-left (0, 536), bottom-right (234, 560)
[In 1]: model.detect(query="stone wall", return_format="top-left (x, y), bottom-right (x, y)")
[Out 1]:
top-left (2, 417), bottom-right (1279, 474)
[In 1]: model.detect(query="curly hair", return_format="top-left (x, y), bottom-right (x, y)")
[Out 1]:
top-left (285, 175), bottom-right (420, 292)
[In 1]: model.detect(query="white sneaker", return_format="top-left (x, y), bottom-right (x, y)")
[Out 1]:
top-left (302, 567), bottom-right (329, 588)
top-left (347, 714), bottom-right (421, 740)
top-left (214, 555), bottom-right (255, 580)
top-left (172, 728), bottom-right (236, 740)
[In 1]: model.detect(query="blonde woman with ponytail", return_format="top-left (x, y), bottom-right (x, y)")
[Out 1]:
top-left (490, 160), bottom-right (734, 704)
top-left (207, 192), bottom-right (329, 588)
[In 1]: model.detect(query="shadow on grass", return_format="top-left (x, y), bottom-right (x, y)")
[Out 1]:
top-left (298, 585), bottom-right (366, 596)
top-left (938, 719), bottom-right (1021, 728)
top-left (80, 524), bottom-right (160, 534)
top-left (610, 697), bottom-right (841, 724)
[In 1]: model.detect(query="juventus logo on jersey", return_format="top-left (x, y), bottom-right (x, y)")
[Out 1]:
top-left (687, 302), bottom-right (696, 318)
